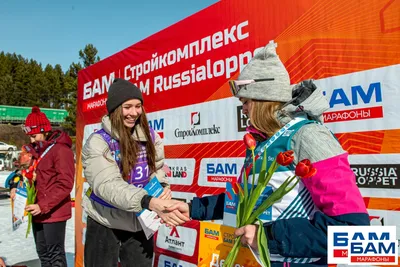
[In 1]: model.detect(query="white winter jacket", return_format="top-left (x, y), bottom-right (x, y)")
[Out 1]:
top-left (82, 115), bottom-right (168, 232)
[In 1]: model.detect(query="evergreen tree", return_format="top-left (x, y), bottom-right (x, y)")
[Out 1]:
top-left (62, 44), bottom-right (100, 135)
top-left (0, 44), bottom-right (101, 137)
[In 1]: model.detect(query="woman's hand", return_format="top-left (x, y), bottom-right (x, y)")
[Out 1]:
top-left (25, 204), bottom-right (41, 216)
top-left (158, 187), bottom-right (172, 200)
top-left (162, 200), bottom-right (190, 227)
top-left (149, 198), bottom-right (190, 226)
top-left (164, 200), bottom-right (190, 218)
top-left (234, 225), bottom-right (259, 250)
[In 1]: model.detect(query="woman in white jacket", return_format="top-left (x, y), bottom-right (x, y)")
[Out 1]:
top-left (82, 78), bottom-right (189, 267)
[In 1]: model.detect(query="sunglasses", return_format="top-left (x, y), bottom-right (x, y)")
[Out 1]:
top-left (229, 78), bottom-right (275, 96)
top-left (22, 125), bottom-right (37, 134)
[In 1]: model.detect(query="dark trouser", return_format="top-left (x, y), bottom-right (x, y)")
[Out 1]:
top-left (32, 221), bottom-right (67, 267)
top-left (84, 216), bottom-right (154, 267)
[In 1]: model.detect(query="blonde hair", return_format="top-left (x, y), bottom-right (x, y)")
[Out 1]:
top-left (250, 100), bottom-right (284, 138)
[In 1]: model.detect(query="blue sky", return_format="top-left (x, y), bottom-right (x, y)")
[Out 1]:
top-left (0, 0), bottom-right (218, 72)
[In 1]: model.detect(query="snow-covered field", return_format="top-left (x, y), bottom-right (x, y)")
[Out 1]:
top-left (0, 171), bottom-right (12, 188)
top-left (0, 192), bottom-right (75, 266)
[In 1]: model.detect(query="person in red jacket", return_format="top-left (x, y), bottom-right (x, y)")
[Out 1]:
top-left (21, 106), bottom-right (75, 267)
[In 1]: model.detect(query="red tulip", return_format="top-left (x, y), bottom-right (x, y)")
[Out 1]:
top-left (243, 133), bottom-right (256, 151)
top-left (22, 169), bottom-right (34, 181)
top-left (295, 159), bottom-right (317, 178)
top-left (276, 150), bottom-right (294, 166)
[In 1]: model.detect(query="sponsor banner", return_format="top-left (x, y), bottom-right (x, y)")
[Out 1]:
top-left (165, 158), bottom-right (196, 186)
top-left (74, 0), bottom-right (400, 265)
top-left (156, 225), bottom-right (197, 257)
top-left (156, 255), bottom-right (197, 267)
top-left (352, 164), bottom-right (399, 189)
top-left (315, 64), bottom-right (400, 133)
top-left (368, 209), bottom-right (400, 245)
top-left (349, 154), bottom-right (400, 198)
top-left (148, 117), bottom-right (165, 139)
top-left (327, 226), bottom-right (398, 265)
top-left (236, 105), bottom-right (250, 132)
top-left (324, 106), bottom-right (383, 123)
top-left (154, 221), bottom-right (200, 265)
top-left (145, 65), bottom-right (400, 146)
top-left (198, 221), bottom-right (260, 267)
top-left (147, 97), bottom-right (245, 145)
top-left (198, 158), bottom-right (244, 188)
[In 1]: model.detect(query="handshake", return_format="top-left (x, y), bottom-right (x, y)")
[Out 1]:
top-left (148, 187), bottom-right (191, 227)
top-left (147, 188), bottom-right (260, 251)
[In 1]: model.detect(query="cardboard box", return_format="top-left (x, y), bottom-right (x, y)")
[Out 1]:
top-left (198, 221), bottom-right (261, 267)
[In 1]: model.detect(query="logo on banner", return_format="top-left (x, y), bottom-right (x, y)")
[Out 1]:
top-left (223, 233), bottom-right (235, 244)
top-left (198, 158), bottom-right (244, 187)
top-left (149, 118), bottom-right (164, 138)
top-left (170, 227), bottom-right (180, 238)
top-left (236, 106), bottom-right (250, 132)
top-left (328, 226), bottom-right (398, 265)
top-left (166, 166), bottom-right (188, 178)
top-left (323, 82), bottom-right (383, 123)
top-left (351, 164), bottom-right (399, 189)
top-left (174, 112), bottom-right (220, 140)
top-left (191, 112), bottom-right (201, 126)
top-left (164, 227), bottom-right (184, 249)
top-left (204, 228), bottom-right (220, 240)
top-left (156, 225), bottom-right (197, 256)
top-left (165, 159), bottom-right (196, 186)
top-left (206, 163), bottom-right (237, 183)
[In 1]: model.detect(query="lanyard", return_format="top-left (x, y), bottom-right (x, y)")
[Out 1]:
top-left (22, 144), bottom-right (55, 178)
top-left (240, 117), bottom-right (306, 180)
top-left (34, 144), bottom-right (55, 169)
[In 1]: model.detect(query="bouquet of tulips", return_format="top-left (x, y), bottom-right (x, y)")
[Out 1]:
top-left (223, 133), bottom-right (317, 267)
top-left (23, 166), bottom-right (38, 238)
top-left (19, 147), bottom-right (38, 238)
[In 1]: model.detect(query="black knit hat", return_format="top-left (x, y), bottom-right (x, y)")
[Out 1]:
top-left (106, 78), bottom-right (143, 113)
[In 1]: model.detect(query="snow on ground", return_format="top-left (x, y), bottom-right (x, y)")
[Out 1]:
top-left (0, 192), bottom-right (75, 266)
top-left (0, 171), bottom-right (12, 188)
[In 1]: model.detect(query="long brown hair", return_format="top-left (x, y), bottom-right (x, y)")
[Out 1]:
top-left (109, 106), bottom-right (156, 180)
top-left (250, 100), bottom-right (284, 139)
